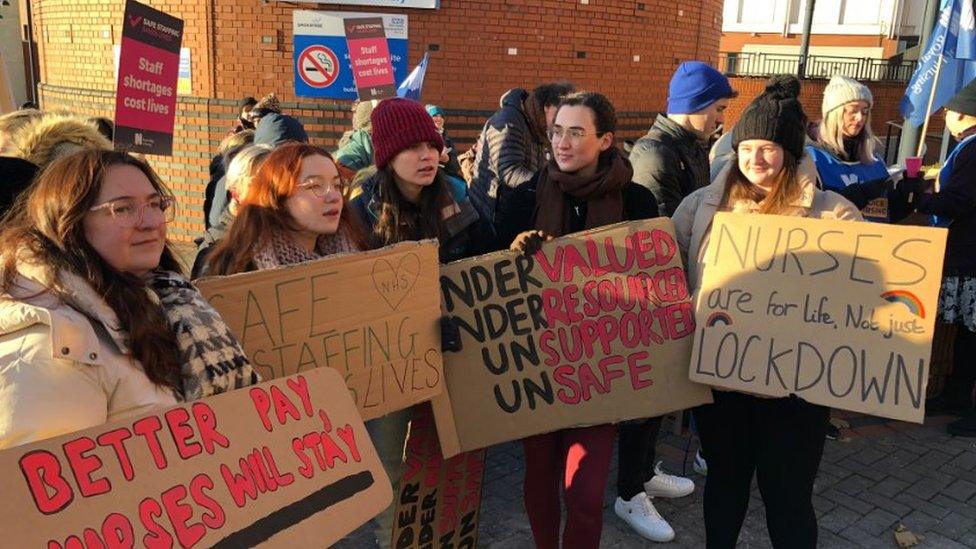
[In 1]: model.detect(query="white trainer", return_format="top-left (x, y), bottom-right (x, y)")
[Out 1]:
top-left (644, 462), bottom-right (695, 498)
top-left (614, 493), bottom-right (676, 543)
top-left (693, 449), bottom-right (708, 476)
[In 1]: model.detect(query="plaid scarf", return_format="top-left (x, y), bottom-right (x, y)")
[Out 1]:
top-left (148, 270), bottom-right (259, 401)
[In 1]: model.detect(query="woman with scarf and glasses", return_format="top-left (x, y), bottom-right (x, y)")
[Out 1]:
top-left (204, 141), bottom-right (366, 276)
top-left (496, 90), bottom-right (659, 549)
top-left (0, 150), bottom-right (257, 449)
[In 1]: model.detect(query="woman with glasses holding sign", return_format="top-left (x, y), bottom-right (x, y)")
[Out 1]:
top-left (0, 149), bottom-right (256, 449)
top-left (672, 77), bottom-right (860, 548)
top-left (497, 91), bottom-right (659, 549)
top-left (204, 142), bottom-right (366, 275)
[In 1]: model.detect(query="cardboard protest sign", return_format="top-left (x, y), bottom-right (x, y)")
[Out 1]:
top-left (114, 0), bottom-right (182, 155)
top-left (194, 241), bottom-right (443, 421)
top-left (0, 368), bottom-right (392, 547)
top-left (392, 405), bottom-right (485, 549)
top-left (432, 219), bottom-right (712, 457)
top-left (690, 212), bottom-right (948, 423)
top-left (344, 17), bottom-right (397, 100)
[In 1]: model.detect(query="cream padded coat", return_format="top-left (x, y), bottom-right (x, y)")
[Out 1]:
top-left (0, 262), bottom-right (177, 449)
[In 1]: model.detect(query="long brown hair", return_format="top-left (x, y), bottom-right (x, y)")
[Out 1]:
top-left (206, 142), bottom-right (365, 275)
top-left (370, 166), bottom-right (452, 247)
top-left (720, 149), bottom-right (801, 214)
top-left (0, 150), bottom-right (183, 389)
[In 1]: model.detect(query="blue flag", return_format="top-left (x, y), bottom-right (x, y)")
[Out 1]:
top-left (901, 0), bottom-right (976, 126)
top-left (396, 52), bottom-right (429, 101)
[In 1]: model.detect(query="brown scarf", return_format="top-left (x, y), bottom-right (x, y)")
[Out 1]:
top-left (533, 147), bottom-right (633, 237)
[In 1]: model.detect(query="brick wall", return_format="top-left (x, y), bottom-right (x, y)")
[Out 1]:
top-left (34, 0), bottom-right (724, 242)
top-left (725, 76), bottom-right (943, 162)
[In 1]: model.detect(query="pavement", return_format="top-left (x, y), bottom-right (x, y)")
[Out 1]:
top-left (171, 246), bottom-right (976, 548)
top-left (338, 411), bottom-right (976, 548)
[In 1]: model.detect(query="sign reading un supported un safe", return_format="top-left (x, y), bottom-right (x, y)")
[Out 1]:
top-left (293, 10), bottom-right (408, 100)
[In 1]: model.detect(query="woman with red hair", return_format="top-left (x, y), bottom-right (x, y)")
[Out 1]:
top-left (205, 142), bottom-right (365, 275)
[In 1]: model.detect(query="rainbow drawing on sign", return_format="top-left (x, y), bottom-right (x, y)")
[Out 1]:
top-left (706, 312), bottom-right (732, 327)
top-left (880, 290), bottom-right (925, 318)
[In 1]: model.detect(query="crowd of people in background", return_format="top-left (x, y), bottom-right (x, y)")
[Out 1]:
top-left (0, 59), bottom-right (973, 549)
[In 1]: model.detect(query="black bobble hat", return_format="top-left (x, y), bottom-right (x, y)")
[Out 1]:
top-left (732, 75), bottom-right (808, 160)
top-left (946, 78), bottom-right (976, 117)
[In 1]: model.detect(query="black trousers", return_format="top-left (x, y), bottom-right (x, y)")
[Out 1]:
top-left (945, 328), bottom-right (976, 406)
top-left (616, 415), bottom-right (664, 500)
top-left (695, 391), bottom-right (829, 549)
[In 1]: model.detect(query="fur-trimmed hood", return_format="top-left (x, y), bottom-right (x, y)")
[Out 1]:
top-left (9, 115), bottom-right (112, 169)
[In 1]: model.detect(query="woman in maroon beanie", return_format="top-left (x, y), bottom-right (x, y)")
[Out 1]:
top-left (349, 97), bottom-right (482, 261)
top-left (348, 97), bottom-right (481, 548)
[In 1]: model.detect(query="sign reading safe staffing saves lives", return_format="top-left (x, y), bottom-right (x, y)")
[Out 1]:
top-left (690, 213), bottom-right (948, 423)
top-left (114, 0), bottom-right (183, 155)
top-left (194, 241), bottom-right (443, 422)
top-left (293, 10), bottom-right (407, 100)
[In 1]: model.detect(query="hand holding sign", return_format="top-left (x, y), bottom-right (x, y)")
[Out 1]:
top-left (690, 213), bottom-right (948, 423)
top-left (432, 219), bottom-right (712, 457)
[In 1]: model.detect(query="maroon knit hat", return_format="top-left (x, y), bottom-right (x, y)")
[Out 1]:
top-left (370, 98), bottom-right (444, 169)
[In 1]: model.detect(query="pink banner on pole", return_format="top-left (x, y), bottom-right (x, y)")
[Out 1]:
top-left (344, 17), bottom-right (396, 100)
top-left (113, 0), bottom-right (183, 155)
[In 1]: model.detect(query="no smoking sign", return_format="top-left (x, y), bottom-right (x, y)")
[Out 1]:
top-left (297, 45), bottom-right (339, 88)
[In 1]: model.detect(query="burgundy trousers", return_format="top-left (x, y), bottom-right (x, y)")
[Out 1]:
top-left (522, 423), bottom-right (617, 549)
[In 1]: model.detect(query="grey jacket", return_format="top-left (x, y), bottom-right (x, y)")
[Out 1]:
top-left (469, 88), bottom-right (548, 234)
top-left (630, 115), bottom-right (710, 217)
top-left (673, 154), bottom-right (862, 292)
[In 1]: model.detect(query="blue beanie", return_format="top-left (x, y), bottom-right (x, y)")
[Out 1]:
top-left (425, 104), bottom-right (444, 117)
top-left (667, 61), bottom-right (735, 114)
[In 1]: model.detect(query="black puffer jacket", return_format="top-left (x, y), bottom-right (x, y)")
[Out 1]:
top-left (914, 138), bottom-right (976, 276)
top-left (629, 115), bottom-right (709, 217)
top-left (469, 88), bottom-right (548, 235)
top-left (0, 156), bottom-right (38, 217)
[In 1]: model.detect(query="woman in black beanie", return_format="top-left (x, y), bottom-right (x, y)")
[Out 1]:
top-left (672, 76), bottom-right (861, 548)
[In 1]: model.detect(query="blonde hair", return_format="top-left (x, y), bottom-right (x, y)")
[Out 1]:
top-left (0, 109), bottom-right (43, 145)
top-left (225, 144), bottom-right (273, 201)
top-left (818, 105), bottom-right (879, 164)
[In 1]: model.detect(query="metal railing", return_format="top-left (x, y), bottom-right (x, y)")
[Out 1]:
top-left (718, 52), bottom-right (918, 82)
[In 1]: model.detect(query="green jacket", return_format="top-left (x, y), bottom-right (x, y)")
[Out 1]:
top-left (335, 128), bottom-right (373, 171)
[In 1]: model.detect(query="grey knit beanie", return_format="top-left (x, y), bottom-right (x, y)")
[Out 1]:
top-left (822, 75), bottom-right (873, 116)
